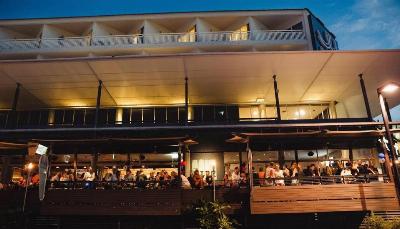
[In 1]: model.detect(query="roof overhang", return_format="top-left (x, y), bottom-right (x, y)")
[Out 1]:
top-left (0, 50), bottom-right (399, 118)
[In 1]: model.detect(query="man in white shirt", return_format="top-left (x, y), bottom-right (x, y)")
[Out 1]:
top-left (83, 167), bottom-right (95, 181)
top-left (231, 167), bottom-right (240, 186)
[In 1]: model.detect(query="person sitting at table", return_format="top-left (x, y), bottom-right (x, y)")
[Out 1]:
top-left (83, 167), bottom-right (96, 189)
top-left (205, 171), bottom-right (213, 187)
top-left (258, 167), bottom-right (265, 185)
top-left (231, 167), bottom-right (241, 187)
top-left (192, 169), bottom-right (204, 189)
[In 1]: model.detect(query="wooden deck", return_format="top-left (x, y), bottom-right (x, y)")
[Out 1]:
top-left (251, 183), bottom-right (400, 214)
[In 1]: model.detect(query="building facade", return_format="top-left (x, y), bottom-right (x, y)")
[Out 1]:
top-left (0, 9), bottom-right (399, 229)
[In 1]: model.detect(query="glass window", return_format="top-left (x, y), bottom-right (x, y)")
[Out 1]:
top-left (84, 109), bottom-right (95, 125)
top-left (215, 106), bottom-right (226, 122)
top-left (178, 107), bottom-right (187, 123)
top-left (284, 150), bottom-right (296, 161)
top-left (167, 107), bottom-right (178, 123)
top-left (155, 108), bottom-right (166, 124)
top-left (0, 111), bottom-right (9, 128)
top-left (39, 110), bottom-right (49, 126)
top-left (17, 111), bottom-right (30, 127)
top-left (297, 150), bottom-right (319, 161)
top-left (63, 110), bottom-right (74, 125)
top-left (202, 106), bottom-right (214, 122)
top-left (223, 152), bottom-right (240, 164)
top-left (142, 108), bottom-right (154, 123)
top-left (122, 108), bottom-right (131, 124)
top-left (74, 109), bottom-right (85, 126)
top-left (226, 106), bottom-right (239, 122)
top-left (353, 148), bottom-right (374, 160)
top-left (131, 108), bottom-right (142, 123)
top-left (253, 151), bottom-right (278, 162)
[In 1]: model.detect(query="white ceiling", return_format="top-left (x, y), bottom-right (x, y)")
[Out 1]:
top-left (0, 50), bottom-right (399, 117)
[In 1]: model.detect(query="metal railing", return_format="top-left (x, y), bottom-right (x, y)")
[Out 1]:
top-left (0, 30), bottom-right (306, 52)
top-left (253, 175), bottom-right (390, 187)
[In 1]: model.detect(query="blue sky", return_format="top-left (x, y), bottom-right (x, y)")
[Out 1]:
top-left (0, 0), bottom-right (399, 120)
top-left (0, 0), bottom-right (399, 49)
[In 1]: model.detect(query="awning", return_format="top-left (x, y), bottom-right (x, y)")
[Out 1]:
top-left (0, 50), bottom-right (399, 118)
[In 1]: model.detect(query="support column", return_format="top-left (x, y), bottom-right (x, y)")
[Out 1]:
top-left (273, 75), bottom-right (281, 121)
top-left (359, 74), bottom-right (372, 120)
top-left (378, 92), bottom-right (400, 196)
top-left (328, 101), bottom-right (337, 119)
top-left (184, 77), bottom-right (189, 124)
top-left (294, 150), bottom-right (299, 164)
top-left (239, 151), bottom-right (243, 168)
top-left (349, 146), bottom-right (354, 163)
top-left (74, 153), bottom-right (78, 180)
top-left (94, 80), bottom-right (103, 128)
top-left (91, 152), bottom-right (98, 177)
top-left (178, 144), bottom-right (182, 177)
top-left (247, 140), bottom-right (253, 188)
top-left (1, 156), bottom-right (11, 184)
top-left (8, 83), bottom-right (21, 128)
top-left (278, 149), bottom-right (285, 167)
top-left (384, 98), bottom-right (392, 122)
top-left (184, 146), bottom-right (191, 177)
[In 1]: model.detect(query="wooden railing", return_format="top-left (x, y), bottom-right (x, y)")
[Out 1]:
top-left (0, 30), bottom-right (306, 52)
top-left (251, 183), bottom-right (400, 214)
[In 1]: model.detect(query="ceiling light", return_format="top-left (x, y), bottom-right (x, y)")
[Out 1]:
top-left (256, 98), bottom-right (265, 103)
top-left (380, 83), bottom-right (399, 93)
top-left (170, 152), bottom-right (179, 159)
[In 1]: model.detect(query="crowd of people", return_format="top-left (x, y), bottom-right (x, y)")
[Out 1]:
top-left (0, 160), bottom-right (383, 191)
top-left (220, 161), bottom-right (380, 187)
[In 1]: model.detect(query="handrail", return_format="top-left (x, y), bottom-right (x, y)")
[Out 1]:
top-left (253, 174), bottom-right (390, 186)
top-left (0, 30), bottom-right (306, 52)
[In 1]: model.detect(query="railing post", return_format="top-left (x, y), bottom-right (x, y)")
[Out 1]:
top-left (7, 83), bottom-right (21, 128)
top-left (185, 76), bottom-right (189, 124)
top-left (94, 80), bottom-right (102, 128)
top-left (359, 74), bottom-right (373, 120)
top-left (273, 75), bottom-right (281, 121)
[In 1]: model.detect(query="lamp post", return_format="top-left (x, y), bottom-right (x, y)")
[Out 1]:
top-left (22, 162), bottom-right (33, 213)
top-left (377, 82), bottom-right (400, 190)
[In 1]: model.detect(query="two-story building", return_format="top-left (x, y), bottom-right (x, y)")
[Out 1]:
top-left (0, 8), bottom-right (400, 228)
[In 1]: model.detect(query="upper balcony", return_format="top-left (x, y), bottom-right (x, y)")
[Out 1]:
top-left (0, 10), bottom-right (313, 59)
top-left (0, 30), bottom-right (307, 58)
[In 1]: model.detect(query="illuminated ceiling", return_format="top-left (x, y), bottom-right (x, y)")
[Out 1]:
top-left (0, 50), bottom-right (399, 118)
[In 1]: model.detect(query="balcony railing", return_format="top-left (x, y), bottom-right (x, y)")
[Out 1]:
top-left (0, 30), bottom-right (306, 52)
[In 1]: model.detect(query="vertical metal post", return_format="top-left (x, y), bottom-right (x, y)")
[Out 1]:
top-left (22, 168), bottom-right (31, 213)
top-left (359, 74), bottom-right (372, 120)
top-left (273, 75), bottom-right (281, 121)
top-left (8, 83), bottom-right (21, 128)
top-left (12, 83), bottom-right (21, 111)
top-left (185, 77), bottom-right (189, 124)
top-left (239, 151), bottom-right (243, 168)
top-left (294, 150), bottom-right (299, 164)
top-left (384, 98), bottom-right (392, 122)
top-left (178, 144), bottom-right (182, 178)
top-left (247, 140), bottom-right (253, 189)
top-left (94, 80), bottom-right (103, 128)
top-left (349, 146), bottom-right (354, 163)
top-left (378, 92), bottom-right (400, 195)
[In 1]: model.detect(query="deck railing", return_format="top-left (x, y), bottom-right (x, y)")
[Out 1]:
top-left (0, 30), bottom-right (306, 52)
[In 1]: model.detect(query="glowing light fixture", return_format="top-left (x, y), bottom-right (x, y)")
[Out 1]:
top-left (170, 152), bottom-right (179, 159)
top-left (256, 98), bottom-right (265, 103)
top-left (379, 82), bottom-right (399, 93)
top-left (27, 163), bottom-right (34, 170)
top-left (295, 109), bottom-right (306, 116)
